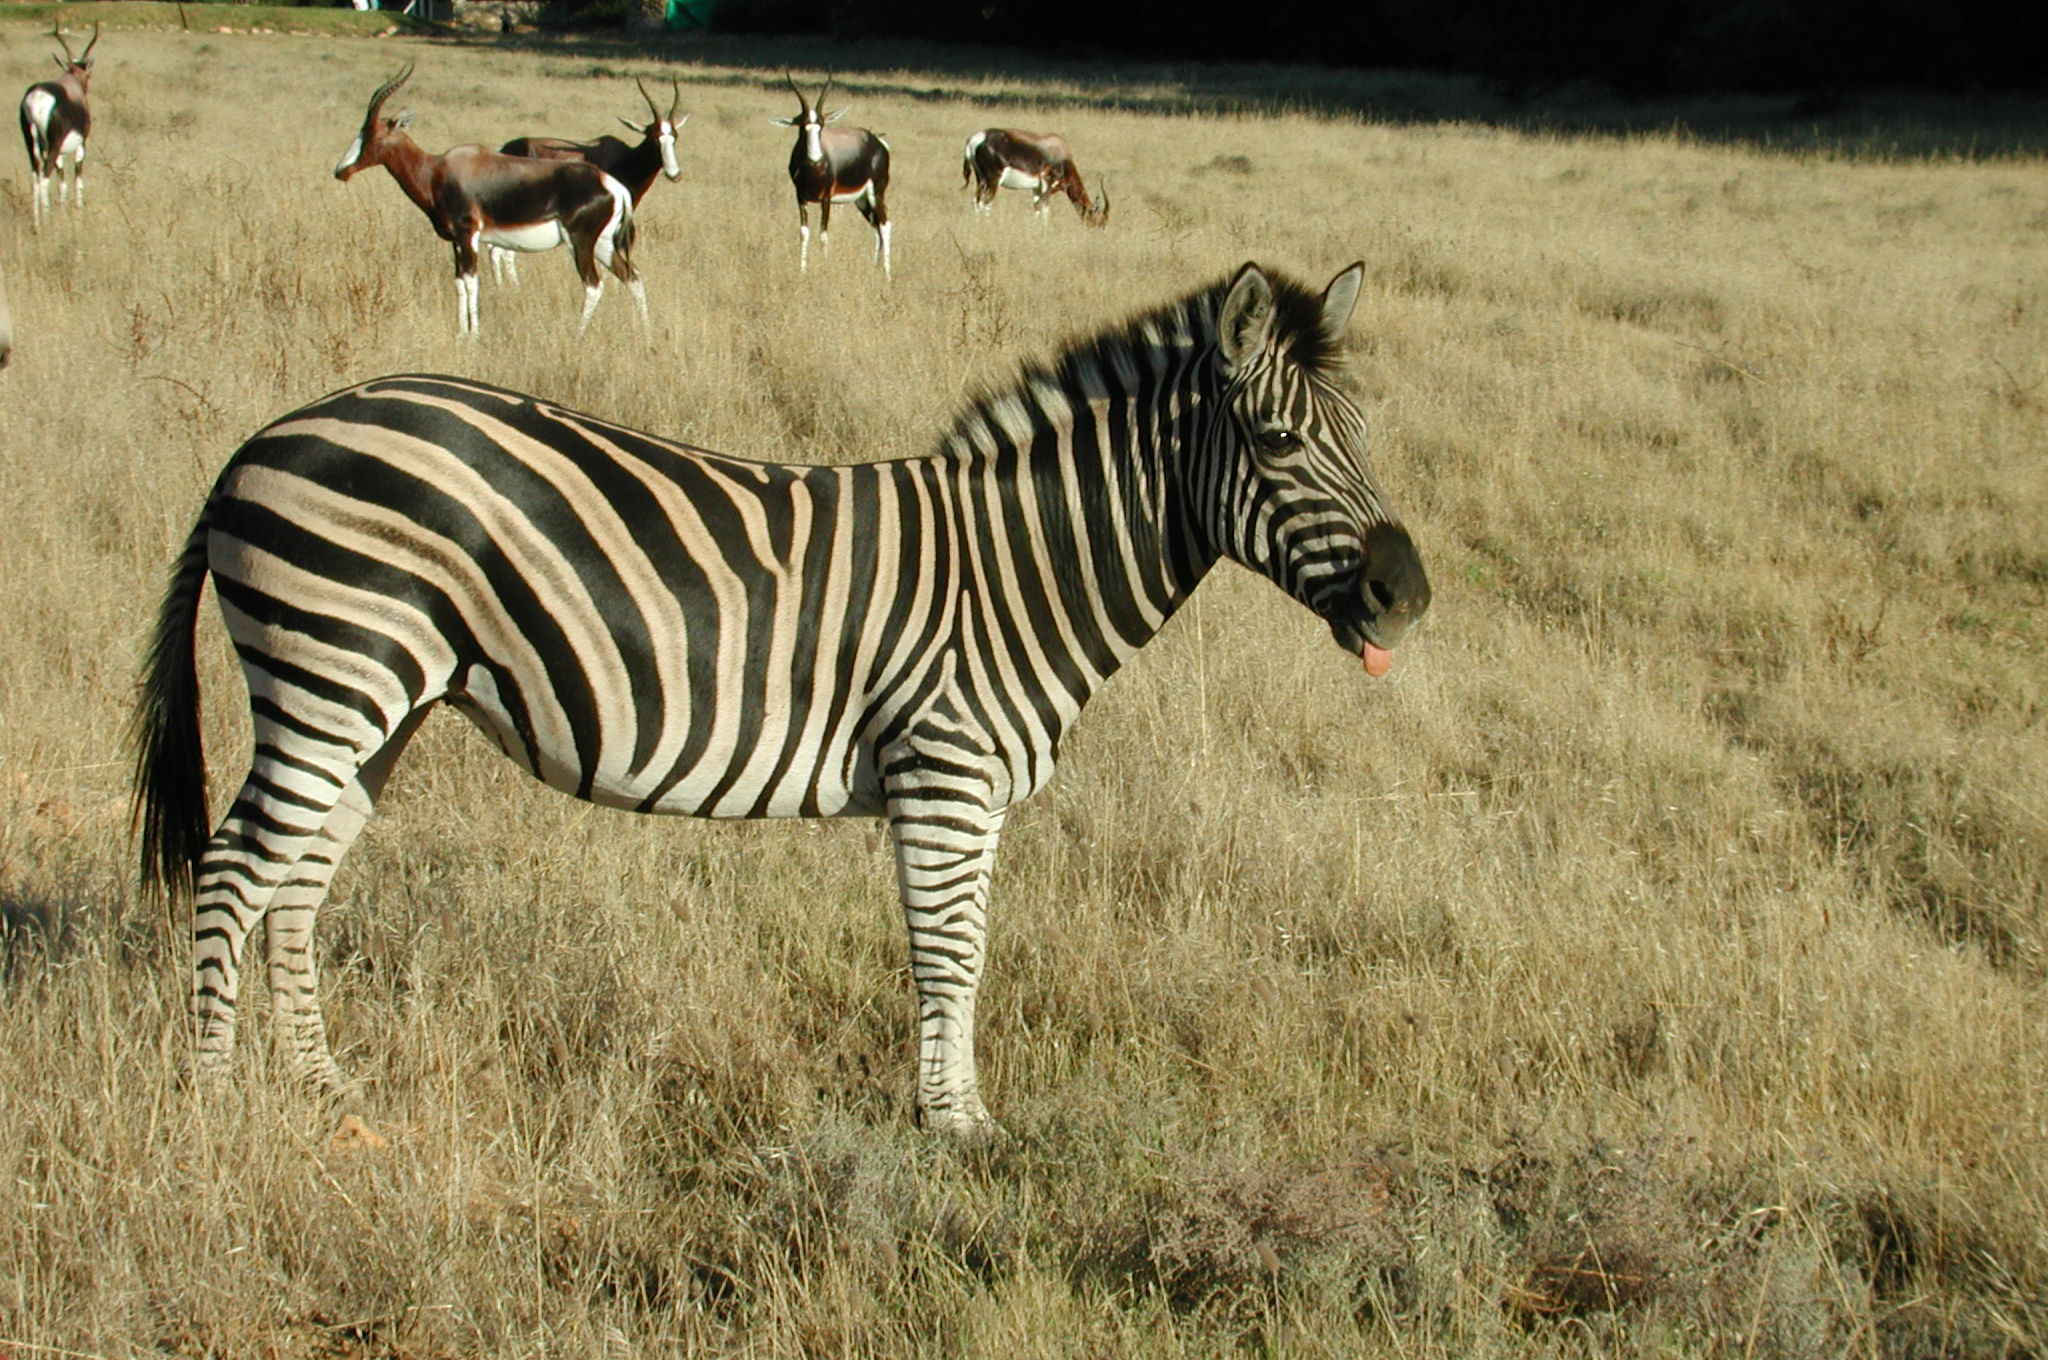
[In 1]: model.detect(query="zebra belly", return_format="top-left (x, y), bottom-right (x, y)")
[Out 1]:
top-left (481, 220), bottom-right (569, 253)
top-left (445, 663), bottom-right (890, 821)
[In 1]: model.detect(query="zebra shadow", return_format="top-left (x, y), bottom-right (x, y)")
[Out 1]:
top-left (0, 882), bottom-right (160, 984)
top-left (0, 887), bottom-right (74, 980)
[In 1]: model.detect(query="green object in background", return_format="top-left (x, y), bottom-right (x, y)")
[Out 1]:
top-left (664, 0), bottom-right (714, 27)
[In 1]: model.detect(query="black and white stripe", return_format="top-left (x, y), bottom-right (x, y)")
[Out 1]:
top-left (133, 261), bottom-right (1431, 1134)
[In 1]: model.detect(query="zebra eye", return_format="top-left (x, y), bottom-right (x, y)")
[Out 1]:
top-left (1257, 427), bottom-right (1301, 456)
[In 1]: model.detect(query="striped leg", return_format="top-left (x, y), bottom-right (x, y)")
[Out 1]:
top-left (260, 711), bottom-right (425, 1090)
top-left (193, 786), bottom-right (352, 1081)
top-left (192, 707), bottom-right (413, 1086)
top-left (885, 762), bottom-right (1006, 1138)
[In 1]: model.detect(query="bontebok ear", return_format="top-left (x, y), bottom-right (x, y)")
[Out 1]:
top-left (393, 111), bottom-right (416, 131)
top-left (1318, 262), bottom-right (1365, 344)
top-left (1217, 262), bottom-right (1276, 369)
top-left (769, 115), bottom-right (798, 127)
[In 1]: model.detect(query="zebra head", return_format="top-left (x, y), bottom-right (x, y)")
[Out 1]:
top-left (1207, 261), bottom-right (1431, 676)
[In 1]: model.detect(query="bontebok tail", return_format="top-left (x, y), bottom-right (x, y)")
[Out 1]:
top-left (131, 513), bottom-right (213, 907)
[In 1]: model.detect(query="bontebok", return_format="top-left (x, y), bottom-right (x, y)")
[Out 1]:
top-left (963, 128), bottom-right (1108, 226)
top-left (18, 22), bottom-right (98, 228)
top-left (496, 77), bottom-right (686, 288)
top-left (133, 262), bottom-right (1431, 1136)
top-left (331, 64), bottom-right (645, 336)
top-left (773, 75), bottom-right (892, 276)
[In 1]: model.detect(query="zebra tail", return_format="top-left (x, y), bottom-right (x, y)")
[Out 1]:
top-left (130, 512), bottom-right (213, 910)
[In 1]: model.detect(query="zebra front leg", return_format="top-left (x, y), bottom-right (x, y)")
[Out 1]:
top-left (885, 779), bottom-right (1006, 1138)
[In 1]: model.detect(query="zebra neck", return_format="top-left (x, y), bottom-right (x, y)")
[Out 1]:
top-left (942, 360), bottom-right (1220, 695)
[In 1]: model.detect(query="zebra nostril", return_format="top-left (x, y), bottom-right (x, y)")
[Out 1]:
top-left (1362, 520), bottom-right (1432, 624)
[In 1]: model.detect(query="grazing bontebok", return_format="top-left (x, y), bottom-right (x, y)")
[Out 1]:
top-left (493, 76), bottom-right (686, 286)
top-left (18, 23), bottom-right (98, 228)
top-left (772, 75), bottom-right (891, 276)
top-left (132, 262), bottom-right (1430, 1137)
top-left (963, 128), bottom-right (1108, 226)
top-left (331, 64), bottom-right (646, 335)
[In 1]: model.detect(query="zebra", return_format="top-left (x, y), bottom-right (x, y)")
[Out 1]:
top-left (132, 261), bottom-right (1432, 1137)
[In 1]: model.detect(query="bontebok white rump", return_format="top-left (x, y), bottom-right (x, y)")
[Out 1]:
top-left (132, 262), bottom-right (1431, 1136)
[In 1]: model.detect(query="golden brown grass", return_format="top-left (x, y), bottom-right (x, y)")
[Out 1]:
top-left (2, 18), bottom-right (2044, 1357)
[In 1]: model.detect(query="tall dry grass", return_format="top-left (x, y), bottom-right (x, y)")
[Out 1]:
top-left (1, 18), bottom-right (2044, 1357)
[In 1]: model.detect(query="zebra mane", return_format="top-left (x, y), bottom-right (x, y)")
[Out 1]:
top-left (1050, 266), bottom-right (1346, 391)
top-left (947, 266), bottom-right (1347, 459)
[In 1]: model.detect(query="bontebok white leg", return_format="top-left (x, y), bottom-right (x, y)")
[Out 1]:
top-left (456, 272), bottom-right (481, 336)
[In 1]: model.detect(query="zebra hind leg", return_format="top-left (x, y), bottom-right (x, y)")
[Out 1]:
top-left (260, 709), bottom-right (428, 1092)
top-left (192, 710), bottom-right (420, 1090)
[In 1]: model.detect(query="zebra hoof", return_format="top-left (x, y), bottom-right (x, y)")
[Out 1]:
top-left (916, 1103), bottom-right (1004, 1145)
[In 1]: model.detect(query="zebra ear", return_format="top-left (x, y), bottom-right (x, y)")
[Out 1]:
top-left (1318, 262), bottom-right (1365, 343)
top-left (1217, 263), bottom-right (1275, 369)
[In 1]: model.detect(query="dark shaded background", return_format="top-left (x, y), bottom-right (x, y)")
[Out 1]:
top-left (696, 0), bottom-right (2027, 97)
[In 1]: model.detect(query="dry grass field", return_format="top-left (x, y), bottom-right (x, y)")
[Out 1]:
top-left (2, 13), bottom-right (2045, 1357)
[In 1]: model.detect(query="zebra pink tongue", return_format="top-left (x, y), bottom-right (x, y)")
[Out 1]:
top-left (1362, 643), bottom-right (1393, 678)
